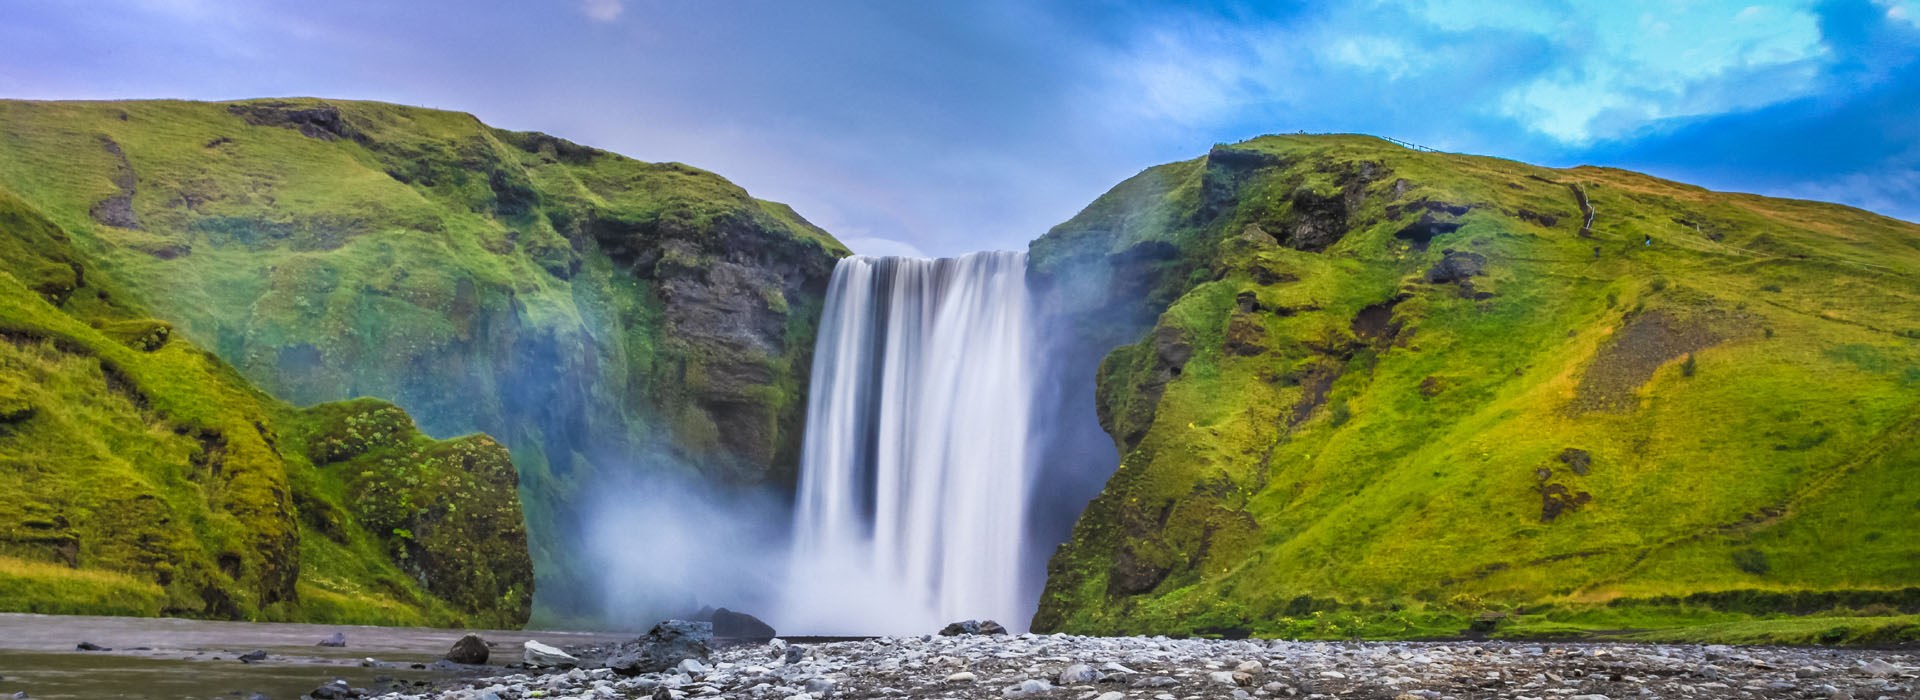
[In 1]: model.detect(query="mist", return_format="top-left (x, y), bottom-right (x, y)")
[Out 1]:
top-left (578, 461), bottom-right (795, 631)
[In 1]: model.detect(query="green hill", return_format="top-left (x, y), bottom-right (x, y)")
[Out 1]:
top-left (0, 98), bottom-right (848, 619)
top-left (1030, 134), bottom-right (1920, 643)
top-left (0, 186), bottom-right (530, 625)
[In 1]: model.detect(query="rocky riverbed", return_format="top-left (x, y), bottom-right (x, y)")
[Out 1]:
top-left (371, 633), bottom-right (1917, 700)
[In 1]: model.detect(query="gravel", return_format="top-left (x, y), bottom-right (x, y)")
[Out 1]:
top-left (369, 633), bottom-right (1918, 700)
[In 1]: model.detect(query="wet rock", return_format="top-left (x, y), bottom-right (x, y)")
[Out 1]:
top-left (309, 679), bottom-right (357, 699)
top-left (1860, 658), bottom-right (1903, 677)
top-left (238, 649), bottom-right (268, 663)
top-left (710, 607), bottom-right (776, 639)
top-left (521, 640), bottom-right (578, 668)
top-left (75, 641), bottom-right (109, 651)
top-left (940, 620), bottom-right (984, 636)
top-left (446, 634), bottom-right (490, 665)
top-left (1058, 663), bottom-right (1100, 684)
top-left (318, 632), bottom-right (348, 648)
top-left (1002, 678), bottom-right (1052, 698)
top-left (606, 620), bottom-right (712, 676)
top-left (356, 630), bottom-right (1919, 700)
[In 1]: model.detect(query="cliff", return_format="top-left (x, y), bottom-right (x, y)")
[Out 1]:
top-left (0, 98), bottom-right (848, 618)
top-left (0, 186), bottom-right (530, 625)
top-left (1031, 134), bottom-right (1920, 643)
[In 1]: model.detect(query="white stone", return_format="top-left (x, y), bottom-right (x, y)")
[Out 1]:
top-left (522, 640), bottom-right (578, 668)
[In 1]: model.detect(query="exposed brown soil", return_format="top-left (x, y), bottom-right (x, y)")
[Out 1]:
top-left (1570, 309), bottom-right (1721, 413)
top-left (87, 136), bottom-right (140, 230)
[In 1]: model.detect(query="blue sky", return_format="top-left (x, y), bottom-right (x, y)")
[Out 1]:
top-left (2, 0), bottom-right (1914, 256)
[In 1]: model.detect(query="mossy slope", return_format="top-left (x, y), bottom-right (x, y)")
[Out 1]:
top-left (1031, 135), bottom-right (1920, 643)
top-left (0, 187), bottom-right (530, 626)
top-left (0, 99), bottom-right (848, 617)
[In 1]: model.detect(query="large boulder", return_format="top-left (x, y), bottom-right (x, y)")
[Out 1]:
top-left (607, 620), bottom-right (713, 677)
top-left (447, 634), bottom-right (490, 665)
top-left (711, 608), bottom-right (776, 639)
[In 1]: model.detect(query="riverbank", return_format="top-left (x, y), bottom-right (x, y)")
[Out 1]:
top-left (0, 613), bottom-right (629, 700)
top-left (375, 633), bottom-right (1917, 700)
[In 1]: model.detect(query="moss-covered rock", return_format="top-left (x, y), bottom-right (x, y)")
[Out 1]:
top-left (1032, 134), bottom-right (1920, 640)
top-left (303, 400), bottom-right (532, 625)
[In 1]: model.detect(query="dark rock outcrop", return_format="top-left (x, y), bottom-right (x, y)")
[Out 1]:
top-left (88, 136), bottom-right (140, 230)
top-left (227, 102), bottom-right (363, 142)
top-left (1425, 250), bottom-right (1487, 284)
top-left (1559, 448), bottom-right (1592, 476)
top-left (1392, 203), bottom-right (1470, 250)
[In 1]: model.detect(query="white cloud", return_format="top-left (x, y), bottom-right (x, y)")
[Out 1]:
top-left (1327, 35), bottom-right (1415, 79)
top-left (1879, 0), bottom-right (1920, 26)
top-left (1108, 27), bottom-right (1261, 127)
top-left (581, 0), bottom-right (623, 22)
top-left (1489, 0), bottom-right (1829, 143)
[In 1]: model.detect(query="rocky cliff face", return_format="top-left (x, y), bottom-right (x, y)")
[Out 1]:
top-left (1030, 135), bottom-right (1920, 641)
top-left (0, 99), bottom-right (847, 618)
top-left (0, 187), bottom-right (530, 625)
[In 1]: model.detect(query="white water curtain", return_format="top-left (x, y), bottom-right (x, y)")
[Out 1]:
top-left (782, 251), bottom-right (1037, 635)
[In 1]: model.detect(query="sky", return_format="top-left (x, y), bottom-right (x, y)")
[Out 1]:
top-left (1, 0), bottom-right (1914, 257)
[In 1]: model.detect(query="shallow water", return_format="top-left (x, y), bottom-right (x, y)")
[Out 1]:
top-left (0, 613), bottom-right (630, 699)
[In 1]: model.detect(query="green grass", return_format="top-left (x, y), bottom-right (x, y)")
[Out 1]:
top-left (1033, 134), bottom-right (1920, 644)
top-left (0, 555), bottom-right (167, 617)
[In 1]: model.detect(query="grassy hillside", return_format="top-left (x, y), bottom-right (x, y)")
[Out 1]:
top-left (1030, 134), bottom-right (1920, 643)
top-left (0, 98), bottom-right (847, 619)
top-left (0, 186), bottom-right (530, 626)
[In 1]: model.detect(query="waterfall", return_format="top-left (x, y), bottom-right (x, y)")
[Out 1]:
top-left (781, 251), bottom-right (1038, 635)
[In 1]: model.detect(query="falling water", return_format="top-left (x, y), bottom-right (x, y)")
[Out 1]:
top-left (781, 251), bottom-right (1037, 635)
